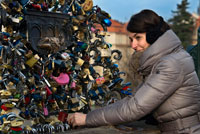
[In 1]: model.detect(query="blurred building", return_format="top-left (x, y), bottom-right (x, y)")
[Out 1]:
top-left (191, 0), bottom-right (200, 45)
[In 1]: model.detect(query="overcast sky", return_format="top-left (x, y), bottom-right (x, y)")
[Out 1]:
top-left (93, 0), bottom-right (199, 23)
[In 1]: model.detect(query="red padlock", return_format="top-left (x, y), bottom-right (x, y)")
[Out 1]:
top-left (58, 111), bottom-right (68, 122)
top-left (1, 105), bottom-right (8, 111)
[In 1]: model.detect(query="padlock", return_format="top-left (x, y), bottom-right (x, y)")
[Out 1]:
top-left (76, 30), bottom-right (85, 41)
top-left (30, 3), bottom-right (42, 10)
top-left (20, 61), bottom-right (26, 70)
top-left (81, 0), bottom-right (93, 12)
top-left (51, 73), bottom-right (70, 85)
top-left (53, 100), bottom-right (60, 110)
top-left (41, 2), bottom-right (48, 11)
top-left (98, 47), bottom-right (111, 57)
top-left (80, 96), bottom-right (87, 104)
top-left (59, 0), bottom-right (65, 6)
top-left (6, 113), bottom-right (17, 122)
top-left (4, 103), bottom-right (15, 108)
top-left (6, 25), bottom-right (14, 36)
top-left (1, 105), bottom-right (9, 111)
top-left (102, 18), bottom-right (112, 27)
top-left (25, 54), bottom-right (40, 68)
top-left (70, 97), bottom-right (79, 110)
top-left (93, 65), bottom-right (103, 77)
top-left (83, 68), bottom-right (94, 81)
top-left (43, 106), bottom-right (49, 116)
top-left (0, 2), bottom-right (10, 13)
top-left (45, 86), bottom-right (52, 96)
top-left (88, 89), bottom-right (98, 100)
top-left (11, 120), bottom-right (24, 127)
top-left (61, 52), bottom-right (70, 60)
top-left (73, 25), bottom-right (79, 31)
top-left (5, 81), bottom-right (16, 92)
top-left (18, 71), bottom-right (26, 82)
top-left (1, 90), bottom-right (12, 98)
top-left (40, 90), bottom-right (47, 100)
top-left (103, 71), bottom-right (112, 82)
top-left (58, 111), bottom-right (68, 122)
top-left (70, 81), bottom-right (76, 89)
top-left (76, 15), bottom-right (86, 23)
top-left (97, 88), bottom-right (106, 99)
top-left (75, 84), bottom-right (82, 95)
top-left (27, 76), bottom-right (35, 85)
top-left (77, 41), bottom-right (88, 51)
top-left (96, 77), bottom-right (105, 85)
top-left (48, 0), bottom-right (59, 12)
top-left (76, 57), bottom-right (84, 66)
top-left (25, 50), bottom-right (33, 59)
top-left (2, 125), bottom-right (10, 133)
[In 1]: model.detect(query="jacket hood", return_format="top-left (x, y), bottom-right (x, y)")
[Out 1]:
top-left (138, 30), bottom-right (183, 75)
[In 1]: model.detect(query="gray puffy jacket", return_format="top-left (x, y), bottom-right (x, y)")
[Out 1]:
top-left (86, 30), bottom-right (200, 128)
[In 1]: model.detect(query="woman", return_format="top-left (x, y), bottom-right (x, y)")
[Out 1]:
top-left (67, 9), bottom-right (200, 134)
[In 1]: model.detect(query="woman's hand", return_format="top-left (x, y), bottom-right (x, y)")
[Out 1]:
top-left (67, 112), bottom-right (87, 128)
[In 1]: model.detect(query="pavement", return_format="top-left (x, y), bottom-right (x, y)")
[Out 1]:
top-left (59, 120), bottom-right (161, 134)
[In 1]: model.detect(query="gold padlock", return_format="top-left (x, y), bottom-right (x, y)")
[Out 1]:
top-left (98, 47), bottom-right (111, 57)
top-left (6, 82), bottom-right (16, 93)
top-left (3, 121), bottom-right (10, 125)
top-left (11, 120), bottom-right (24, 127)
top-left (81, 0), bottom-right (93, 12)
top-left (76, 85), bottom-right (82, 95)
top-left (51, 87), bottom-right (58, 93)
top-left (59, 0), bottom-right (65, 5)
top-left (5, 25), bottom-right (13, 36)
top-left (72, 4), bottom-right (75, 13)
top-left (0, 2), bottom-right (11, 13)
top-left (76, 31), bottom-right (85, 41)
top-left (84, 68), bottom-right (94, 81)
top-left (93, 66), bottom-right (104, 77)
top-left (1, 90), bottom-right (12, 97)
top-left (80, 96), bottom-right (87, 104)
top-left (103, 69), bottom-right (112, 82)
top-left (76, 58), bottom-right (85, 66)
top-left (0, 64), bottom-right (12, 70)
top-left (4, 103), bottom-right (14, 108)
top-left (73, 25), bottom-right (79, 31)
top-left (25, 125), bottom-right (32, 131)
top-left (26, 54), bottom-right (40, 68)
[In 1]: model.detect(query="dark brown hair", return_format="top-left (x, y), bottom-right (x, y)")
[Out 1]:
top-left (127, 9), bottom-right (170, 44)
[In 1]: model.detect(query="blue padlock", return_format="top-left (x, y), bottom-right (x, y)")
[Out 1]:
top-left (103, 18), bottom-right (112, 27)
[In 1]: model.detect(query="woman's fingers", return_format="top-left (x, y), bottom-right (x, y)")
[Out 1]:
top-left (67, 114), bottom-right (74, 125)
top-left (67, 113), bottom-right (87, 127)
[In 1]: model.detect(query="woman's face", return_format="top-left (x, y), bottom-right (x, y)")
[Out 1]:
top-left (129, 33), bottom-right (150, 52)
